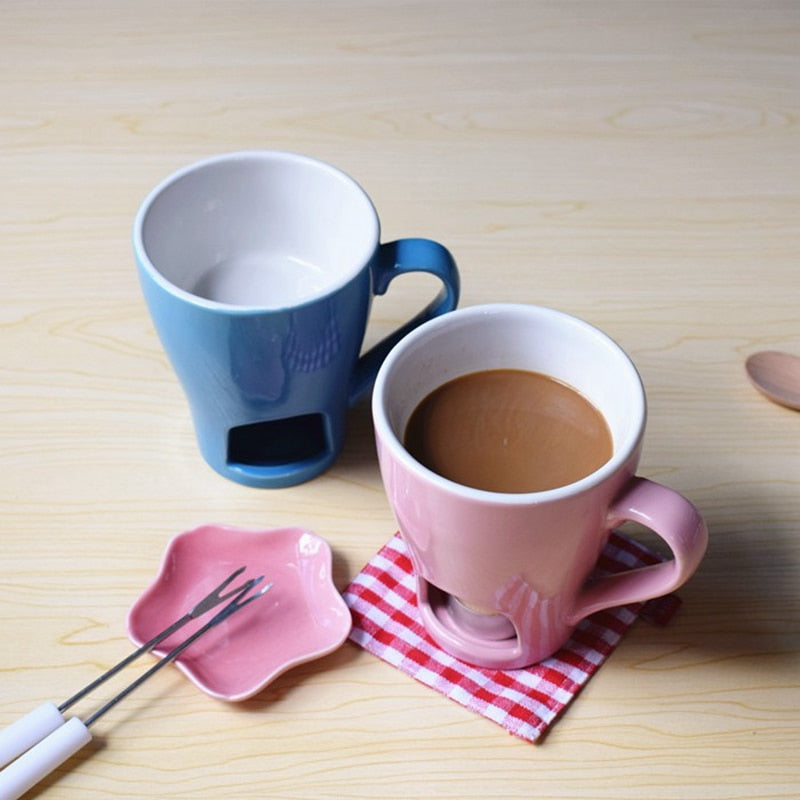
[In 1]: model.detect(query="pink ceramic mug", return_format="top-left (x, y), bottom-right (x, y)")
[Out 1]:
top-left (372, 303), bottom-right (708, 669)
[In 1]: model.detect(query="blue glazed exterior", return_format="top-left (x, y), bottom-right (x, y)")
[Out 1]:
top-left (136, 235), bottom-right (459, 488)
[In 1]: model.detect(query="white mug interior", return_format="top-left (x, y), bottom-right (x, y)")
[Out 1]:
top-left (373, 303), bottom-right (646, 499)
top-left (134, 151), bottom-right (379, 310)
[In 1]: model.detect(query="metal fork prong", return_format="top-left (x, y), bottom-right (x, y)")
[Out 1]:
top-left (240, 581), bottom-right (273, 607)
top-left (59, 566), bottom-right (251, 713)
top-left (215, 580), bottom-right (273, 620)
top-left (206, 576), bottom-right (270, 622)
top-left (187, 566), bottom-right (250, 618)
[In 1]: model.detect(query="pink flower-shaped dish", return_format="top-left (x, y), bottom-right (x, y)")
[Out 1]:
top-left (126, 525), bottom-right (352, 701)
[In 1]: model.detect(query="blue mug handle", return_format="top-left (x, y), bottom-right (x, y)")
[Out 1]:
top-left (349, 238), bottom-right (460, 405)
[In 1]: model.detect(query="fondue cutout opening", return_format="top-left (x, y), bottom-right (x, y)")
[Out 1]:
top-left (228, 414), bottom-right (327, 467)
top-left (404, 369), bottom-right (613, 493)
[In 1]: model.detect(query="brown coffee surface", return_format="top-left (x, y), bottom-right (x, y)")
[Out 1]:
top-left (404, 369), bottom-right (613, 493)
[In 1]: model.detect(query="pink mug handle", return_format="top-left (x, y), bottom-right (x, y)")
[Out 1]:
top-left (567, 477), bottom-right (708, 625)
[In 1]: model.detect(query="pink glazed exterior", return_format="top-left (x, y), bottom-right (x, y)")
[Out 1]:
top-left (372, 304), bottom-right (708, 669)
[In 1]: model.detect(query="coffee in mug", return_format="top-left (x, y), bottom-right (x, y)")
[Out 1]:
top-left (404, 368), bottom-right (613, 493)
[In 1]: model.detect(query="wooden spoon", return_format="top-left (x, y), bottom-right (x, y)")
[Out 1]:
top-left (745, 350), bottom-right (800, 411)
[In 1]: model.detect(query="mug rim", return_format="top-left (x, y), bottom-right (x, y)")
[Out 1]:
top-left (132, 150), bottom-right (380, 313)
top-left (372, 302), bottom-right (647, 504)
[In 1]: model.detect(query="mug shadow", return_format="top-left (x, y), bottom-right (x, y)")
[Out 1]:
top-left (626, 479), bottom-right (799, 673)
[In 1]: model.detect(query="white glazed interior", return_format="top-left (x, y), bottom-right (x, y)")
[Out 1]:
top-left (373, 303), bottom-right (646, 501)
top-left (134, 151), bottom-right (379, 310)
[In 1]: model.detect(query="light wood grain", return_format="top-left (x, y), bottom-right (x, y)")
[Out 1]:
top-left (1, 1), bottom-right (798, 797)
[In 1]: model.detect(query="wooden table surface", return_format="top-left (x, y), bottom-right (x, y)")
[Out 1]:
top-left (1, 2), bottom-right (798, 797)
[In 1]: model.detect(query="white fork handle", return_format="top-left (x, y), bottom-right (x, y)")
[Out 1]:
top-left (0, 703), bottom-right (65, 769)
top-left (0, 717), bottom-right (91, 800)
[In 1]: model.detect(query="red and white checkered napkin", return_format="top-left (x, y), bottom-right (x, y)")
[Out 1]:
top-left (344, 531), bottom-right (680, 743)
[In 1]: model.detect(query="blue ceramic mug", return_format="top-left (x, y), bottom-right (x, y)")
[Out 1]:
top-left (133, 151), bottom-right (459, 488)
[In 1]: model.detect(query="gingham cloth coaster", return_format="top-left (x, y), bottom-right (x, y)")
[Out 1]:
top-left (344, 531), bottom-right (680, 743)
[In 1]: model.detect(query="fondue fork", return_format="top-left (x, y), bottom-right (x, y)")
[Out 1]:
top-left (0, 573), bottom-right (271, 800)
top-left (0, 567), bottom-right (266, 769)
